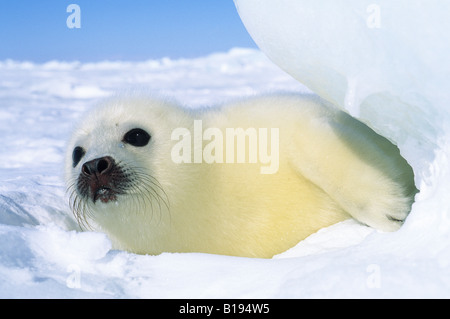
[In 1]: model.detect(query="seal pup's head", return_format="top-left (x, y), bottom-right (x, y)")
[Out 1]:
top-left (64, 97), bottom-right (192, 249)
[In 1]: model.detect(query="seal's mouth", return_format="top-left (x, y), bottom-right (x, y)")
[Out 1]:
top-left (94, 187), bottom-right (118, 203)
top-left (69, 155), bottom-right (169, 229)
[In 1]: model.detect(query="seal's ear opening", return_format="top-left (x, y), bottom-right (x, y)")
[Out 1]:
top-left (123, 128), bottom-right (151, 147)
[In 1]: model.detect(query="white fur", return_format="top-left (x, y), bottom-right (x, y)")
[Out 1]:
top-left (65, 95), bottom-right (417, 258)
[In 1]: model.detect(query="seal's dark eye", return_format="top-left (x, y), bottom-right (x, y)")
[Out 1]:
top-left (123, 128), bottom-right (151, 147)
top-left (72, 146), bottom-right (85, 168)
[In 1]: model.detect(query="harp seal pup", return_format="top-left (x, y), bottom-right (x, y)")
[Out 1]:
top-left (64, 94), bottom-right (417, 258)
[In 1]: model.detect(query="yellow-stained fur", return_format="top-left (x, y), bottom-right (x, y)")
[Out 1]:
top-left (65, 95), bottom-right (417, 258)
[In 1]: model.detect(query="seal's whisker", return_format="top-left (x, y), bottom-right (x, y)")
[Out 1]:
top-left (67, 160), bottom-right (170, 230)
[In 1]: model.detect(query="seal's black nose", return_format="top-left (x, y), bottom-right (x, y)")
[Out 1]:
top-left (82, 156), bottom-right (114, 176)
top-left (78, 156), bottom-right (122, 204)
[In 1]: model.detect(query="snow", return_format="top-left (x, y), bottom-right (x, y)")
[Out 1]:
top-left (1, 2), bottom-right (450, 297)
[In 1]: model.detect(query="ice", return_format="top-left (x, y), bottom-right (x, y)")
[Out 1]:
top-left (1, 1), bottom-right (450, 297)
top-left (234, 0), bottom-right (450, 179)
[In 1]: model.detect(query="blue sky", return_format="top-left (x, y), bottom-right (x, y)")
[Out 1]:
top-left (0, 1), bottom-right (257, 62)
